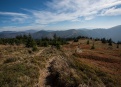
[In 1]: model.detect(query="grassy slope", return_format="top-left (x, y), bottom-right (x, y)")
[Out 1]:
top-left (0, 45), bottom-right (53, 87)
top-left (0, 39), bottom-right (121, 87)
top-left (62, 39), bottom-right (121, 87)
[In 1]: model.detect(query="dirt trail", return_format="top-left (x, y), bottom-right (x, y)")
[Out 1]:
top-left (37, 48), bottom-right (65, 87)
top-left (39, 56), bottom-right (56, 87)
top-left (35, 48), bottom-right (47, 56)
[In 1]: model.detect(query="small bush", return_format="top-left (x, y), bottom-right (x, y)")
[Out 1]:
top-left (117, 44), bottom-right (119, 48)
top-left (28, 50), bottom-right (32, 54)
top-left (87, 40), bottom-right (90, 44)
top-left (32, 46), bottom-right (38, 51)
top-left (4, 58), bottom-right (17, 63)
top-left (56, 43), bottom-right (61, 49)
top-left (91, 43), bottom-right (95, 49)
top-left (91, 45), bottom-right (95, 49)
top-left (74, 39), bottom-right (78, 42)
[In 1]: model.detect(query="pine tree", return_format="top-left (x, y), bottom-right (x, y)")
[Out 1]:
top-left (53, 33), bottom-right (57, 40)
top-left (56, 42), bottom-right (60, 49)
top-left (74, 38), bottom-right (78, 42)
top-left (108, 38), bottom-right (112, 46)
top-left (25, 38), bottom-right (32, 48)
top-left (25, 34), bottom-right (37, 48)
top-left (117, 42), bottom-right (119, 48)
top-left (43, 41), bottom-right (49, 47)
top-left (32, 45), bottom-right (38, 51)
top-left (91, 42), bottom-right (95, 49)
top-left (87, 40), bottom-right (90, 44)
top-left (101, 38), bottom-right (106, 43)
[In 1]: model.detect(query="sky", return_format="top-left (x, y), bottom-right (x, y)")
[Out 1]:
top-left (0, 0), bottom-right (121, 31)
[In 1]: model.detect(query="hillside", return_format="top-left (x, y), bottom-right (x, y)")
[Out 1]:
top-left (85, 25), bottom-right (121, 42)
top-left (0, 25), bottom-right (121, 42)
top-left (0, 38), bottom-right (121, 87)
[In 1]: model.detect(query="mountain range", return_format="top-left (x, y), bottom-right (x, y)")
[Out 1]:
top-left (0, 25), bottom-right (121, 42)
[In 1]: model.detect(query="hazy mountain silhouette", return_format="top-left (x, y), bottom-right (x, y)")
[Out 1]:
top-left (0, 25), bottom-right (121, 42)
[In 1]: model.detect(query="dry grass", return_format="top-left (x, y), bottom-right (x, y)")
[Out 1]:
top-left (0, 45), bottom-right (53, 87)
top-left (0, 38), bottom-right (121, 87)
top-left (62, 39), bottom-right (121, 87)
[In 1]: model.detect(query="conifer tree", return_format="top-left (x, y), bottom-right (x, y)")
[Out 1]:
top-left (101, 38), bottom-right (106, 43)
top-left (91, 42), bottom-right (95, 49)
top-left (117, 42), bottom-right (119, 48)
top-left (108, 38), bottom-right (112, 46)
top-left (87, 40), bottom-right (90, 44)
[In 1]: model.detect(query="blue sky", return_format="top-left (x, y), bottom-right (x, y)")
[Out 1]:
top-left (0, 0), bottom-right (121, 31)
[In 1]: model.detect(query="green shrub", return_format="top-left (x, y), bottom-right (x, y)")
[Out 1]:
top-left (91, 43), bottom-right (95, 49)
top-left (87, 40), bottom-right (90, 44)
top-left (56, 43), bottom-right (60, 49)
top-left (32, 46), bottom-right (38, 51)
top-left (28, 50), bottom-right (32, 54)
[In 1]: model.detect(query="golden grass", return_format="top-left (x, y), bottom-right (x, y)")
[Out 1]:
top-left (0, 45), bottom-right (52, 87)
top-left (62, 38), bottom-right (121, 87)
top-left (0, 38), bottom-right (121, 87)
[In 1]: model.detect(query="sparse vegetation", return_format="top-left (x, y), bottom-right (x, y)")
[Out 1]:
top-left (4, 57), bottom-right (18, 63)
top-left (0, 36), bottom-right (121, 87)
top-left (62, 38), bottom-right (121, 87)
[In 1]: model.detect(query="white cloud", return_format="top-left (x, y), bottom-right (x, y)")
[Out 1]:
top-left (101, 7), bottom-right (121, 16)
top-left (0, 0), bottom-right (121, 31)
top-left (0, 12), bottom-right (29, 22)
top-left (0, 12), bottom-right (27, 16)
top-left (85, 16), bottom-right (95, 20)
top-left (0, 24), bottom-right (46, 31)
top-left (26, 0), bottom-right (121, 24)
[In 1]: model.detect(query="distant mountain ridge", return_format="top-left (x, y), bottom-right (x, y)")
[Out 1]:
top-left (0, 25), bottom-right (121, 42)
